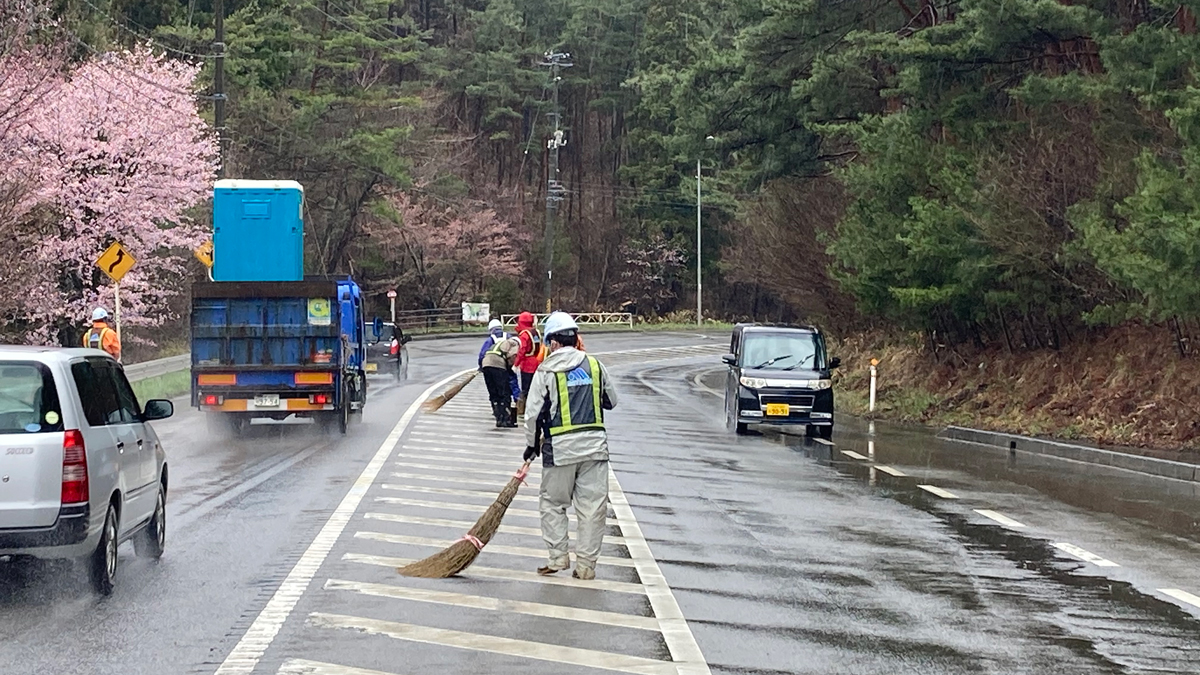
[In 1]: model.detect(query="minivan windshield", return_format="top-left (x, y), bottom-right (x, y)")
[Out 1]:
top-left (0, 362), bottom-right (63, 434)
top-left (741, 333), bottom-right (823, 371)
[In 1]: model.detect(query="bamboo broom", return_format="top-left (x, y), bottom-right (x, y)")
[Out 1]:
top-left (397, 460), bottom-right (533, 578)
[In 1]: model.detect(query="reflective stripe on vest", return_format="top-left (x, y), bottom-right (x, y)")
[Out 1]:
top-left (85, 327), bottom-right (112, 350)
top-left (520, 329), bottom-right (543, 357)
top-left (548, 356), bottom-right (604, 436)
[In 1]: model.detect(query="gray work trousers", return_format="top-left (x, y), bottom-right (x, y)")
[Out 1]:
top-left (540, 459), bottom-right (610, 570)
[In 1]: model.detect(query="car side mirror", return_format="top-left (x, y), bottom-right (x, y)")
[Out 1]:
top-left (143, 399), bottom-right (174, 421)
top-left (722, 354), bottom-right (736, 366)
top-left (829, 356), bottom-right (842, 370)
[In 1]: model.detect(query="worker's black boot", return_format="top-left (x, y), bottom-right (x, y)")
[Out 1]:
top-left (504, 407), bottom-right (518, 428)
top-left (491, 402), bottom-right (504, 428)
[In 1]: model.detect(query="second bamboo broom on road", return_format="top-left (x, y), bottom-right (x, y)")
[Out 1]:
top-left (397, 459), bottom-right (533, 578)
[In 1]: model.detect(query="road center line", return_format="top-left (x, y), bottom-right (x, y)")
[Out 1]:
top-left (609, 470), bottom-right (713, 675)
top-left (1051, 542), bottom-right (1119, 567)
top-left (973, 509), bottom-right (1027, 529)
top-left (212, 368), bottom-right (472, 675)
top-left (1159, 588), bottom-right (1200, 610)
top-left (917, 485), bottom-right (959, 499)
top-left (324, 578), bottom-right (660, 630)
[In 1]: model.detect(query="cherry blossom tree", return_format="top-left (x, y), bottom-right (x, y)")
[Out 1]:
top-left (364, 191), bottom-right (528, 308)
top-left (1, 46), bottom-right (217, 345)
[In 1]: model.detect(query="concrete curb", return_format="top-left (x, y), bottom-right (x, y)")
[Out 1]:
top-left (938, 426), bottom-right (1200, 483)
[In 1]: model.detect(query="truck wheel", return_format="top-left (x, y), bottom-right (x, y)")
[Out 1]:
top-left (338, 403), bottom-right (349, 434)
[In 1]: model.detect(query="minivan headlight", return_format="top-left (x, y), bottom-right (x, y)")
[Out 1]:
top-left (739, 376), bottom-right (768, 389)
top-left (812, 379), bottom-right (832, 390)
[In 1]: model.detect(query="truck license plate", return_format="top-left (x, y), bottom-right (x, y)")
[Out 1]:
top-left (254, 394), bottom-right (281, 408)
top-left (765, 403), bottom-right (790, 416)
top-left (364, 363), bottom-right (378, 372)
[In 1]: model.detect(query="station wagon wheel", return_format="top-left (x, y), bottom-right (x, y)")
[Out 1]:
top-left (134, 486), bottom-right (166, 559)
top-left (89, 504), bottom-right (118, 595)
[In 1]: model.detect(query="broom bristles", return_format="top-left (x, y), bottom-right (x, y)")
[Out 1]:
top-left (397, 461), bottom-right (531, 578)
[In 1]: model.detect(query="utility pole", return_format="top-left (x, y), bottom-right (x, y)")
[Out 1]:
top-left (539, 51), bottom-right (571, 313)
top-left (696, 157), bottom-right (702, 327)
top-left (214, 0), bottom-right (227, 178)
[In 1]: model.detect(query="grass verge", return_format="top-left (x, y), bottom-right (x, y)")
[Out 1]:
top-left (131, 369), bottom-right (191, 403)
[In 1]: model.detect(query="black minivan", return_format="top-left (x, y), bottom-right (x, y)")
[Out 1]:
top-left (723, 323), bottom-right (840, 438)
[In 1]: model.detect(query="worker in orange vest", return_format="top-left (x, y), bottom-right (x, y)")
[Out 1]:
top-left (83, 307), bottom-right (121, 361)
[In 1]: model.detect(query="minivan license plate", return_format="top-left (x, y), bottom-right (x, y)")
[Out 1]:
top-left (765, 403), bottom-right (790, 416)
top-left (365, 362), bottom-right (378, 372)
top-left (254, 394), bottom-right (281, 408)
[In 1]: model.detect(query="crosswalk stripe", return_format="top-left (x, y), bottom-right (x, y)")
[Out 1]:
top-left (324, 578), bottom-right (659, 630)
top-left (278, 658), bottom-right (400, 675)
top-left (308, 613), bottom-right (677, 675)
top-left (364, 513), bottom-right (627, 545)
top-left (399, 446), bottom-right (523, 462)
top-left (380, 483), bottom-right (539, 504)
top-left (874, 465), bottom-right (906, 477)
top-left (390, 472), bottom-right (518, 489)
top-left (373, 497), bottom-right (619, 526)
top-left (392, 460), bottom-right (528, 479)
top-left (353, 531), bottom-right (636, 568)
top-left (344, 553), bottom-right (647, 594)
top-left (397, 453), bottom-right (537, 470)
top-left (405, 434), bottom-right (510, 449)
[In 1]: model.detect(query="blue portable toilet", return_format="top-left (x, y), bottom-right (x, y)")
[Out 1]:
top-left (213, 179), bottom-right (305, 281)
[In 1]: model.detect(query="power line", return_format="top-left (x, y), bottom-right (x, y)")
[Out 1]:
top-left (78, 0), bottom-right (215, 60)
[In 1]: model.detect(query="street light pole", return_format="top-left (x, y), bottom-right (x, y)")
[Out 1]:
top-left (696, 157), bottom-right (702, 327)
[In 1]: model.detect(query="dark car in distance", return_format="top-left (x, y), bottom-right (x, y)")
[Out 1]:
top-left (723, 323), bottom-right (840, 438)
top-left (364, 319), bottom-right (412, 380)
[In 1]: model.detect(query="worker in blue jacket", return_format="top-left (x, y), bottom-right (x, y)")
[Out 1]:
top-left (478, 319), bottom-right (520, 406)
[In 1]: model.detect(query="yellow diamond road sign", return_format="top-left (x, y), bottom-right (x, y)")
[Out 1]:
top-left (194, 240), bottom-right (214, 268)
top-left (96, 241), bottom-right (136, 283)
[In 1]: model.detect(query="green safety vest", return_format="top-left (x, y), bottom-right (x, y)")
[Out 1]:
top-left (548, 356), bottom-right (605, 436)
top-left (486, 338), bottom-right (514, 365)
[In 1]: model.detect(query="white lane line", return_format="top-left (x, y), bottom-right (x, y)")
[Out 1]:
top-left (875, 465), bottom-right (906, 477)
top-left (380, 483), bottom-right (539, 504)
top-left (407, 431), bottom-right (504, 443)
top-left (839, 450), bottom-right (869, 461)
top-left (1051, 542), bottom-right (1119, 567)
top-left (1159, 588), bottom-right (1200, 610)
top-left (390, 473), bottom-right (513, 489)
top-left (373, 496), bottom-right (618, 526)
top-left (325, 578), bottom-right (659, 631)
top-left (353, 531), bottom-right (636, 568)
top-left (918, 485), bottom-right (959, 499)
top-left (813, 438), bottom-right (835, 446)
top-left (278, 658), bottom-right (399, 675)
top-left (974, 509), bottom-right (1027, 529)
top-left (212, 368), bottom-right (471, 675)
top-left (609, 470), bottom-right (712, 675)
top-left (391, 460), bottom-right (532, 480)
top-left (398, 448), bottom-right (531, 466)
top-left (344, 553), bottom-right (646, 594)
top-left (309, 613), bottom-right (676, 675)
top-left (364, 513), bottom-right (627, 545)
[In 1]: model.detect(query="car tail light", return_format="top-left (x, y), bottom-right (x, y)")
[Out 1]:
top-left (61, 430), bottom-right (88, 504)
top-left (309, 394), bottom-right (329, 405)
top-left (389, 339), bottom-right (399, 356)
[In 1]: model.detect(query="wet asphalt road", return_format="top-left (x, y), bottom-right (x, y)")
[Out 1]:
top-left (2, 332), bottom-right (1199, 675)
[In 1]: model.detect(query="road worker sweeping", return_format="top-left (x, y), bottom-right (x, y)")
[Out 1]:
top-left (523, 311), bottom-right (617, 580)
top-left (481, 334), bottom-right (521, 428)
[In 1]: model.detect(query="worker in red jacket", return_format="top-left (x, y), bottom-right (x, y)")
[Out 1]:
top-left (514, 311), bottom-right (545, 417)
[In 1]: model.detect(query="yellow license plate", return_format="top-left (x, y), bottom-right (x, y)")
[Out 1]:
top-left (765, 403), bottom-right (790, 416)
top-left (364, 363), bottom-right (378, 372)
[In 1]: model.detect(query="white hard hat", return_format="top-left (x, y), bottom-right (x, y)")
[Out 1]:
top-left (92, 307), bottom-right (109, 322)
top-left (543, 311), bottom-right (578, 338)
top-left (487, 319), bottom-right (502, 331)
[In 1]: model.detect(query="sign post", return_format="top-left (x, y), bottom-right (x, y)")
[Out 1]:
top-left (95, 242), bottom-right (136, 359)
top-left (387, 289), bottom-right (397, 325)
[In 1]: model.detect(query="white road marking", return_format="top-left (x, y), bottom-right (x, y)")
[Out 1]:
top-left (212, 369), bottom-right (472, 675)
top-left (839, 450), bottom-right (869, 461)
top-left (278, 658), bottom-right (399, 675)
top-left (1051, 542), bottom-right (1119, 567)
top-left (874, 465), bottom-right (906, 477)
top-left (391, 460), bottom-right (531, 480)
top-left (308, 613), bottom-right (677, 675)
top-left (399, 445), bottom-right (526, 461)
top-left (344, 553), bottom-right (647, 594)
top-left (380, 483), bottom-right (539, 504)
top-left (397, 449), bottom-right (532, 467)
top-left (974, 509), bottom-right (1027, 529)
top-left (325, 578), bottom-right (659, 631)
top-left (390, 472), bottom-right (513, 489)
top-left (364, 513), bottom-right (627, 545)
top-left (407, 431), bottom-right (508, 443)
top-left (917, 485), bottom-right (959, 499)
top-left (373, 496), bottom-right (618, 525)
top-left (609, 470), bottom-right (712, 675)
top-left (353, 531), bottom-right (637, 568)
top-left (1159, 588), bottom-right (1200, 610)
top-left (813, 438), bottom-right (835, 446)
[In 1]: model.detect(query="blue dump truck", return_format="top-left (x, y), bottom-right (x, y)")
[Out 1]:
top-left (190, 180), bottom-right (368, 434)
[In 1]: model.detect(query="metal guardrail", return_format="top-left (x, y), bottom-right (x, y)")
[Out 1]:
top-left (123, 354), bottom-right (190, 382)
top-left (393, 307), bottom-right (467, 334)
top-left (500, 312), bottom-right (634, 329)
